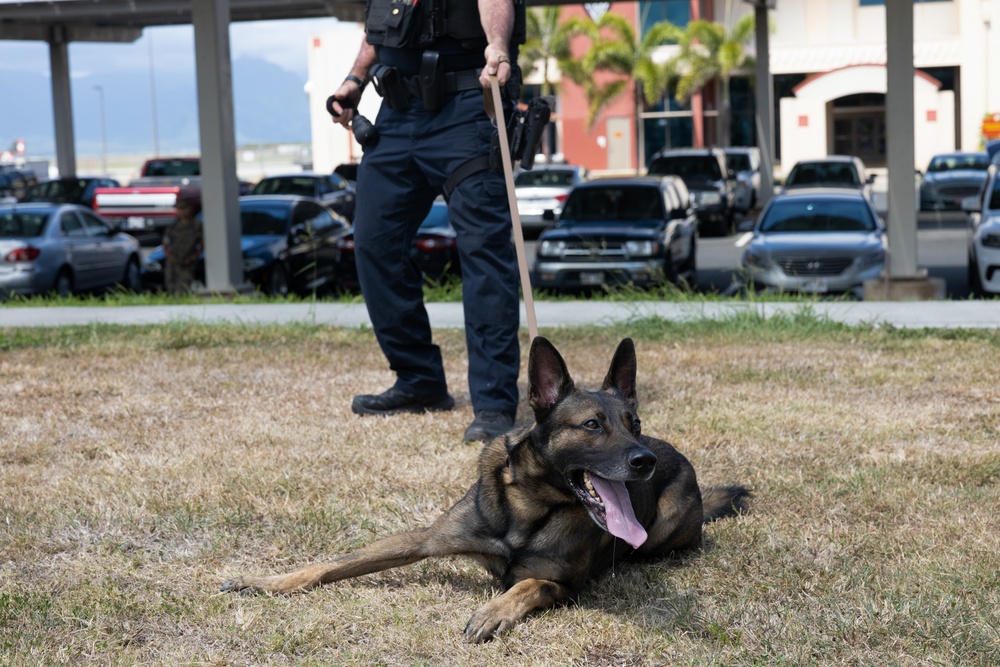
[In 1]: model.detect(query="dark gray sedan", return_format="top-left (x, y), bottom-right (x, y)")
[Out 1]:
top-left (0, 202), bottom-right (142, 298)
top-left (919, 151), bottom-right (990, 211)
top-left (532, 177), bottom-right (698, 292)
top-left (738, 188), bottom-right (886, 299)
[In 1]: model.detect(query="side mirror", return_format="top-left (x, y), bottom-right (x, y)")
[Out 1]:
top-left (866, 174), bottom-right (876, 185)
top-left (961, 196), bottom-right (981, 213)
top-left (542, 209), bottom-right (556, 222)
top-left (736, 218), bottom-right (755, 233)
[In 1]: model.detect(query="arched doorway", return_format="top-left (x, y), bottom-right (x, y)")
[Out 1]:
top-left (831, 92), bottom-right (886, 167)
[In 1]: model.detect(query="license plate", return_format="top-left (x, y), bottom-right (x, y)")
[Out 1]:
top-left (580, 271), bottom-right (605, 286)
top-left (126, 216), bottom-right (148, 229)
top-left (802, 279), bottom-right (829, 293)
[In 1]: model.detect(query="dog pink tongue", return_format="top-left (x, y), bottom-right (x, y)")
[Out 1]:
top-left (589, 475), bottom-right (648, 548)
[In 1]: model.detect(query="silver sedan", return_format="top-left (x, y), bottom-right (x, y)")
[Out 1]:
top-left (0, 202), bottom-right (143, 298)
top-left (738, 188), bottom-right (886, 299)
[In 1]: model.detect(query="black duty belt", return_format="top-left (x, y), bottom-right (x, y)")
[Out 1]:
top-left (401, 68), bottom-right (481, 98)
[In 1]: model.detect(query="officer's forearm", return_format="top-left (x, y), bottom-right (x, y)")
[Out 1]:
top-left (478, 0), bottom-right (513, 54)
top-left (350, 41), bottom-right (377, 82)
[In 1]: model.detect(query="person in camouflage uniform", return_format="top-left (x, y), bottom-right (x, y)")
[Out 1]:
top-left (163, 195), bottom-right (203, 295)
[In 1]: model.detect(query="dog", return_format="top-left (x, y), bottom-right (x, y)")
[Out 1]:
top-left (222, 336), bottom-right (750, 642)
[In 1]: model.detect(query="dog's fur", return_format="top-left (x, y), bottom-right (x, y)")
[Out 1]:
top-left (222, 337), bottom-right (749, 642)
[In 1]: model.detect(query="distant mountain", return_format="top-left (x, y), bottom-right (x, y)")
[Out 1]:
top-left (2, 55), bottom-right (311, 157)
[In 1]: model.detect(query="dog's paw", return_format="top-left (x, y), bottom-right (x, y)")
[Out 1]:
top-left (220, 577), bottom-right (263, 595)
top-left (464, 604), bottom-right (519, 643)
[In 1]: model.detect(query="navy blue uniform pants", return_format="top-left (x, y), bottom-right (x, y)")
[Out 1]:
top-left (354, 89), bottom-right (520, 415)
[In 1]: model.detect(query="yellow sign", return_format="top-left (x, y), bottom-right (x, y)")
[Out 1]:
top-left (983, 113), bottom-right (1000, 140)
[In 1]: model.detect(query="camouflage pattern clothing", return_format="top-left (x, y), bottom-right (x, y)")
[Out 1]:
top-left (163, 218), bottom-right (203, 295)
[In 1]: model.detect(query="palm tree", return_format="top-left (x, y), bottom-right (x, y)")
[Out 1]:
top-left (519, 6), bottom-right (572, 98)
top-left (673, 13), bottom-right (756, 147)
top-left (561, 13), bottom-right (682, 172)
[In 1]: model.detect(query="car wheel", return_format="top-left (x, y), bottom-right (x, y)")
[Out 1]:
top-left (120, 257), bottom-right (142, 293)
top-left (267, 262), bottom-right (290, 297)
top-left (53, 268), bottom-right (73, 298)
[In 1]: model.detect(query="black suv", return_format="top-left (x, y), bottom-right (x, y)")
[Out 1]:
top-left (647, 147), bottom-right (736, 235)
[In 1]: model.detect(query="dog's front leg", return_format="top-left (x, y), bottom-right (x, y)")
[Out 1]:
top-left (464, 578), bottom-right (573, 643)
top-left (221, 528), bottom-right (435, 595)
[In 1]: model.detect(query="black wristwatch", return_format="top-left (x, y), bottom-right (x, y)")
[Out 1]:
top-left (344, 74), bottom-right (367, 92)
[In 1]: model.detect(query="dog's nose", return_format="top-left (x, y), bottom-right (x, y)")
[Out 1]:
top-left (627, 448), bottom-right (656, 476)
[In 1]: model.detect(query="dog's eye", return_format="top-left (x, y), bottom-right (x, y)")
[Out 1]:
top-left (583, 419), bottom-right (600, 431)
top-left (631, 419), bottom-right (642, 436)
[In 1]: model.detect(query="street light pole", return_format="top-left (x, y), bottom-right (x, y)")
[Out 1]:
top-left (93, 84), bottom-right (108, 176)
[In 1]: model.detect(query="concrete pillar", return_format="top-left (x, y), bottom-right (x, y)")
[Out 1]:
top-left (864, 0), bottom-right (944, 300)
top-left (753, 4), bottom-right (774, 209)
top-left (192, 0), bottom-right (246, 294)
top-left (48, 27), bottom-right (76, 178)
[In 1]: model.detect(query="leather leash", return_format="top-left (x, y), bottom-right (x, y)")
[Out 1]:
top-left (488, 75), bottom-right (539, 341)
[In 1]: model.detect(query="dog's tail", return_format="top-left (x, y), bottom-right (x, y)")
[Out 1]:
top-left (701, 485), bottom-right (751, 524)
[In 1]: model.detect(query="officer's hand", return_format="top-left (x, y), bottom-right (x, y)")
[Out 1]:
top-left (481, 45), bottom-right (511, 88)
top-left (328, 83), bottom-right (361, 129)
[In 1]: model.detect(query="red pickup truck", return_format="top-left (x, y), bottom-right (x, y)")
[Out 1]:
top-left (93, 157), bottom-right (250, 242)
top-left (92, 157), bottom-right (201, 240)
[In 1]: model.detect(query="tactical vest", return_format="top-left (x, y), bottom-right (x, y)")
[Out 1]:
top-left (365, 0), bottom-right (525, 52)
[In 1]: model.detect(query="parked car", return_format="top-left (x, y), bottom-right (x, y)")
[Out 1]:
top-left (532, 176), bottom-right (698, 292)
top-left (782, 155), bottom-right (875, 198)
top-left (646, 147), bottom-right (736, 236)
top-left (250, 172), bottom-right (356, 221)
top-left (0, 202), bottom-right (142, 298)
top-left (723, 146), bottom-right (763, 214)
top-left (918, 151), bottom-right (990, 212)
top-left (142, 195), bottom-right (351, 296)
top-left (738, 187), bottom-right (886, 299)
top-left (335, 197), bottom-right (461, 290)
top-left (963, 163), bottom-right (1000, 297)
top-left (0, 167), bottom-right (39, 200)
top-left (19, 177), bottom-right (121, 208)
top-left (514, 164), bottom-right (589, 233)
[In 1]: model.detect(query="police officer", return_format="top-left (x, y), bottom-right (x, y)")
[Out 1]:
top-left (328, 0), bottom-right (525, 442)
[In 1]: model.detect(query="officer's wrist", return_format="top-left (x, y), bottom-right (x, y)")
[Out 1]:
top-left (344, 74), bottom-right (367, 91)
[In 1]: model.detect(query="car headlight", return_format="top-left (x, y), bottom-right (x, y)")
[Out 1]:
top-left (857, 248), bottom-right (886, 269)
top-left (244, 257), bottom-right (267, 272)
top-left (743, 249), bottom-right (769, 269)
top-left (538, 240), bottom-right (566, 257)
top-left (696, 191), bottom-right (722, 206)
top-left (625, 240), bottom-right (660, 257)
top-left (981, 233), bottom-right (1000, 249)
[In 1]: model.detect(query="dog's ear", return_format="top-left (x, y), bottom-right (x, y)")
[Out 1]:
top-left (601, 338), bottom-right (638, 408)
top-left (528, 337), bottom-right (575, 415)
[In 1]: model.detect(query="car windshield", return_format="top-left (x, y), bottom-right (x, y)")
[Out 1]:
top-left (786, 162), bottom-right (860, 187)
top-left (726, 153), bottom-right (751, 172)
top-left (647, 156), bottom-right (722, 181)
top-left (145, 159), bottom-right (200, 177)
top-left (0, 211), bottom-right (47, 238)
top-left (926, 154), bottom-right (990, 172)
top-left (561, 186), bottom-right (663, 222)
top-left (759, 198), bottom-right (877, 233)
top-left (988, 176), bottom-right (1000, 210)
top-left (241, 202), bottom-right (289, 235)
top-left (252, 178), bottom-right (318, 197)
top-left (515, 170), bottom-right (575, 187)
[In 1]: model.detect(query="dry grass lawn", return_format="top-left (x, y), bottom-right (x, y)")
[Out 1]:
top-left (1, 317), bottom-right (998, 666)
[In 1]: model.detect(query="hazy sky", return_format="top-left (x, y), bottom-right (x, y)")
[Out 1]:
top-left (0, 16), bottom-right (348, 80)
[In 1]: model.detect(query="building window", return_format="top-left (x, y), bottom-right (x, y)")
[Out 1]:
top-left (639, 0), bottom-right (690, 37)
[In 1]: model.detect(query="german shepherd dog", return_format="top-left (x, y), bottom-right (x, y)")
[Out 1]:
top-left (222, 337), bottom-right (749, 642)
